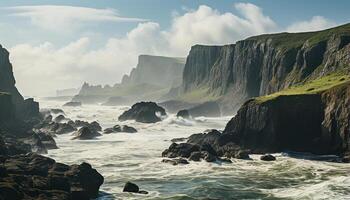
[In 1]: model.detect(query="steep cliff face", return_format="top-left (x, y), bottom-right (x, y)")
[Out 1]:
top-left (75, 55), bottom-right (185, 104)
top-left (122, 55), bottom-right (186, 87)
top-left (223, 79), bottom-right (350, 155)
top-left (0, 92), bottom-right (15, 123)
top-left (180, 23), bottom-right (350, 114)
top-left (0, 45), bottom-right (39, 120)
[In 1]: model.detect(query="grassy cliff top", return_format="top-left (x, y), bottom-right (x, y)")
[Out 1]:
top-left (247, 23), bottom-right (350, 51)
top-left (255, 72), bottom-right (350, 103)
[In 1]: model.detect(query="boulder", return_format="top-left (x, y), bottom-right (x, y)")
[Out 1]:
top-left (162, 143), bottom-right (200, 158)
top-left (63, 102), bottom-right (82, 107)
top-left (0, 153), bottom-right (103, 200)
top-left (118, 102), bottom-right (166, 123)
top-left (260, 154), bottom-right (276, 161)
top-left (103, 125), bottom-right (137, 134)
top-left (123, 182), bottom-right (148, 194)
top-left (162, 158), bottom-right (189, 165)
top-left (176, 109), bottom-right (190, 119)
top-left (72, 127), bottom-right (101, 140)
top-left (54, 114), bottom-right (66, 123)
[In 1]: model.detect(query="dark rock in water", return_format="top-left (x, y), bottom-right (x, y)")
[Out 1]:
top-left (204, 152), bottom-right (217, 162)
top-left (187, 101), bottom-right (221, 117)
top-left (123, 181), bottom-right (139, 193)
top-left (70, 120), bottom-right (101, 132)
top-left (118, 102), bottom-right (167, 123)
top-left (54, 114), bottom-right (66, 123)
top-left (103, 125), bottom-right (137, 134)
top-left (122, 125), bottom-right (137, 133)
top-left (162, 158), bottom-right (189, 165)
top-left (260, 154), bottom-right (276, 161)
top-left (72, 126), bottom-right (101, 140)
top-left (55, 123), bottom-right (76, 134)
top-left (89, 121), bottom-right (102, 132)
top-left (34, 131), bottom-right (58, 149)
top-left (234, 150), bottom-right (250, 160)
top-left (188, 151), bottom-right (217, 162)
top-left (50, 108), bottom-right (65, 114)
top-left (63, 101), bottom-right (82, 107)
top-left (21, 134), bottom-right (48, 154)
top-left (188, 151), bottom-right (202, 161)
top-left (162, 143), bottom-right (200, 158)
top-left (176, 109), bottom-right (190, 119)
top-left (0, 153), bottom-right (103, 199)
top-left (122, 181), bottom-right (148, 194)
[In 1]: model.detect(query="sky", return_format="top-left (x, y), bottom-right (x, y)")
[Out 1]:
top-left (0, 0), bottom-right (349, 96)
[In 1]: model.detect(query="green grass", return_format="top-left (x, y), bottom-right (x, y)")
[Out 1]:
top-left (177, 87), bottom-right (221, 103)
top-left (247, 23), bottom-right (350, 52)
top-left (255, 72), bottom-right (350, 103)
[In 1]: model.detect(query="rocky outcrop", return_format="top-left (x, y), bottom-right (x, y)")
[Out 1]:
top-left (122, 55), bottom-right (186, 87)
top-left (118, 102), bottom-right (166, 123)
top-left (0, 153), bottom-right (104, 200)
top-left (74, 55), bottom-right (186, 104)
top-left (103, 125), bottom-right (137, 134)
top-left (179, 23), bottom-right (350, 115)
top-left (164, 81), bottom-right (350, 161)
top-left (176, 110), bottom-right (190, 119)
top-left (0, 45), bottom-right (40, 120)
top-left (72, 127), bottom-right (101, 140)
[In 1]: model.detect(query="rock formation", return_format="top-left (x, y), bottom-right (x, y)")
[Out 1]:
top-left (118, 102), bottom-right (167, 123)
top-left (0, 45), bottom-right (40, 120)
top-left (176, 23), bottom-right (350, 115)
top-left (73, 55), bottom-right (186, 104)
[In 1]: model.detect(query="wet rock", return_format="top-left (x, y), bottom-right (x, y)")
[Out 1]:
top-left (187, 101), bottom-right (221, 117)
top-left (260, 154), bottom-right (276, 161)
top-left (234, 150), bottom-right (250, 160)
top-left (34, 131), bottom-right (58, 149)
top-left (89, 121), bottom-right (102, 132)
top-left (123, 182), bottom-right (148, 194)
top-left (118, 102), bottom-right (166, 123)
top-left (103, 125), bottom-right (137, 134)
top-left (188, 151), bottom-right (202, 161)
top-left (50, 109), bottom-right (65, 114)
top-left (63, 102), bottom-right (81, 107)
top-left (123, 182), bottom-right (139, 193)
top-left (162, 158), bottom-right (189, 165)
top-left (55, 123), bottom-right (76, 134)
top-left (54, 114), bottom-right (66, 123)
top-left (0, 153), bottom-right (103, 200)
top-left (204, 152), bottom-right (217, 162)
top-left (72, 127), bottom-right (101, 140)
top-left (162, 143), bottom-right (200, 158)
top-left (21, 134), bottom-right (48, 154)
top-left (176, 109), bottom-right (190, 119)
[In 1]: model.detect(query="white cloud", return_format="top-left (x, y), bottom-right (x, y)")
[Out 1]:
top-left (165, 3), bottom-right (277, 54)
top-left (8, 3), bottom-right (337, 97)
top-left (10, 22), bottom-right (164, 96)
top-left (286, 16), bottom-right (336, 32)
top-left (6, 5), bottom-right (146, 31)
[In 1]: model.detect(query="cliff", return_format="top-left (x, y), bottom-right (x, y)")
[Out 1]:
top-left (179, 23), bottom-right (350, 115)
top-left (0, 45), bottom-right (39, 120)
top-left (74, 55), bottom-right (185, 104)
top-left (223, 73), bottom-right (350, 155)
top-left (163, 73), bottom-right (350, 159)
top-left (122, 55), bottom-right (186, 87)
